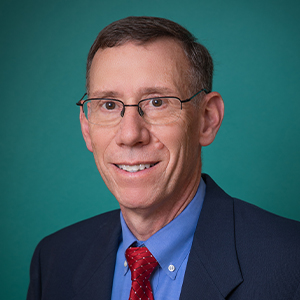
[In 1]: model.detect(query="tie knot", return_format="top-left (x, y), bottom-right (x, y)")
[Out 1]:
top-left (125, 247), bottom-right (158, 282)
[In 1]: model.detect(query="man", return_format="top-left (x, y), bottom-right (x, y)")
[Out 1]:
top-left (27, 16), bottom-right (300, 300)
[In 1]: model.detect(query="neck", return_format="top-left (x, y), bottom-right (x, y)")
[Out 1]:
top-left (120, 177), bottom-right (201, 241)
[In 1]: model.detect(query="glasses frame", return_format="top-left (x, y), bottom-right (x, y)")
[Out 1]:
top-left (76, 88), bottom-right (209, 125)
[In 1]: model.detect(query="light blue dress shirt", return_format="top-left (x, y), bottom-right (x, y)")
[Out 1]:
top-left (111, 179), bottom-right (206, 300)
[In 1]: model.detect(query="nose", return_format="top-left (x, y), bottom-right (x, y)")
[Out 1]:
top-left (115, 106), bottom-right (150, 147)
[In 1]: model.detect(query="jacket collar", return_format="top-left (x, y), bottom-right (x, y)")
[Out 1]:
top-left (180, 174), bottom-right (243, 299)
top-left (72, 210), bottom-right (121, 300)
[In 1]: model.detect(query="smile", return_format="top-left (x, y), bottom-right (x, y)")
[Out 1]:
top-left (116, 163), bottom-right (156, 173)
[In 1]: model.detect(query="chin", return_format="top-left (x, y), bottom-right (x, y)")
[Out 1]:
top-left (116, 189), bottom-right (159, 210)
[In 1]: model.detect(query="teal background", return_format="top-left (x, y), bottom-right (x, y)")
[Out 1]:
top-left (1, 0), bottom-right (299, 299)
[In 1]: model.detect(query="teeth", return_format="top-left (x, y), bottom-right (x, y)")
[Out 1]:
top-left (117, 164), bottom-right (153, 173)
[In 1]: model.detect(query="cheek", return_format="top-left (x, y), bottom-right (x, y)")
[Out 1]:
top-left (185, 108), bottom-right (201, 140)
top-left (157, 126), bottom-right (189, 164)
top-left (89, 128), bottom-right (113, 162)
top-left (176, 113), bottom-right (202, 159)
top-left (90, 134), bottom-right (115, 186)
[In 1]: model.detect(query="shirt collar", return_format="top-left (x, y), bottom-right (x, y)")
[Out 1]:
top-left (120, 179), bottom-right (206, 279)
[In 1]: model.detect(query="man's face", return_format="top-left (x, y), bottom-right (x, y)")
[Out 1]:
top-left (81, 39), bottom-right (203, 217)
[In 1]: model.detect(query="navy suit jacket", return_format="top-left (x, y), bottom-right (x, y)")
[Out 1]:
top-left (27, 174), bottom-right (300, 299)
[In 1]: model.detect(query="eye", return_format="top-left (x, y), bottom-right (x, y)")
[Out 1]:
top-left (150, 98), bottom-right (164, 107)
top-left (103, 101), bottom-right (116, 110)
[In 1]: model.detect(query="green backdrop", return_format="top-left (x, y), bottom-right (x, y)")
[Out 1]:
top-left (1, 0), bottom-right (300, 299)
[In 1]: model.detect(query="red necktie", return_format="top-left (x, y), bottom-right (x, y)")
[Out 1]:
top-left (125, 247), bottom-right (158, 300)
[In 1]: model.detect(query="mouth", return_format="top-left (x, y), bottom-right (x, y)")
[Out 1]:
top-left (115, 163), bottom-right (158, 173)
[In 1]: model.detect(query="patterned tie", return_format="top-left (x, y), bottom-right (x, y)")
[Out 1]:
top-left (125, 247), bottom-right (158, 300)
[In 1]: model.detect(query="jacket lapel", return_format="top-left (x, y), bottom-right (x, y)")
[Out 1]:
top-left (71, 210), bottom-right (122, 300)
top-left (180, 174), bottom-right (243, 299)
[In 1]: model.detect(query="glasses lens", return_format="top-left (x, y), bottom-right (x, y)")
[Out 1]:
top-left (83, 99), bottom-right (123, 125)
top-left (139, 97), bottom-right (182, 125)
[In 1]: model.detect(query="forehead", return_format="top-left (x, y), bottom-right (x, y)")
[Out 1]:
top-left (88, 38), bottom-right (191, 98)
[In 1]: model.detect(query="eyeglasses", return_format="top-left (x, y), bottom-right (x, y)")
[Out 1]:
top-left (76, 89), bottom-right (209, 126)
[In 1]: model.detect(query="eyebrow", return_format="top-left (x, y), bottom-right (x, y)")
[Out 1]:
top-left (89, 87), bottom-right (177, 99)
top-left (89, 90), bottom-right (119, 99)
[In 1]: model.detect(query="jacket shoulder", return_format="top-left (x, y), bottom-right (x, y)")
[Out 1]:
top-left (37, 209), bottom-right (121, 250)
top-left (27, 210), bottom-right (121, 300)
top-left (199, 174), bottom-right (300, 299)
top-left (233, 197), bottom-right (300, 241)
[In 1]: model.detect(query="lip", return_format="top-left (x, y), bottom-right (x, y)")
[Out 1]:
top-left (113, 162), bottom-right (159, 174)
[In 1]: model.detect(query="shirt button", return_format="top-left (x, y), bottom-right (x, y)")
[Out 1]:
top-left (168, 264), bottom-right (175, 272)
top-left (124, 261), bottom-right (128, 267)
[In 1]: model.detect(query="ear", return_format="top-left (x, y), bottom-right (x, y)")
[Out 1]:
top-left (79, 110), bottom-right (93, 152)
top-left (198, 92), bottom-right (224, 146)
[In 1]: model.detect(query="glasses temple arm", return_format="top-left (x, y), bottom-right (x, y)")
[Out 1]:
top-left (76, 93), bottom-right (87, 106)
